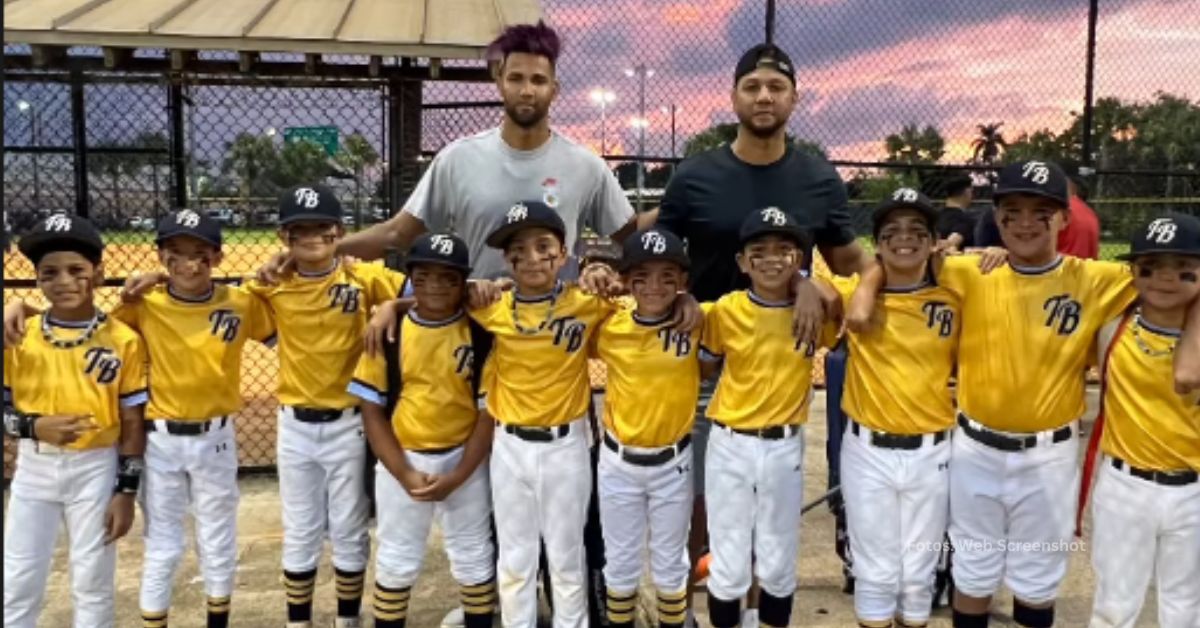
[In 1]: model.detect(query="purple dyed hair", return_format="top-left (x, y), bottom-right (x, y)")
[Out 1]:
top-left (487, 20), bottom-right (562, 67)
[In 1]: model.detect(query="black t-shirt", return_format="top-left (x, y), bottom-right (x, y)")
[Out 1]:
top-left (974, 207), bottom-right (1003, 248)
top-left (934, 206), bottom-right (978, 249)
top-left (657, 145), bottom-right (855, 302)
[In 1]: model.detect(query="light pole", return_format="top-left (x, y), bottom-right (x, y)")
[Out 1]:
top-left (589, 88), bottom-right (616, 154)
top-left (625, 65), bottom-right (654, 201)
top-left (17, 100), bottom-right (42, 211)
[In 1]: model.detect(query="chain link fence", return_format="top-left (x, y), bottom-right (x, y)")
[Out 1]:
top-left (5, 0), bottom-right (1197, 475)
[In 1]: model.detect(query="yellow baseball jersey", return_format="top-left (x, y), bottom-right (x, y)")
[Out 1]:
top-left (348, 311), bottom-right (479, 451)
top-left (594, 305), bottom-right (709, 447)
top-left (471, 283), bottom-right (618, 427)
top-left (1101, 315), bottom-right (1200, 472)
top-left (701, 291), bottom-right (837, 429)
top-left (247, 261), bottom-right (406, 409)
top-left (833, 276), bottom-right (960, 434)
top-left (4, 314), bottom-right (148, 450)
top-left (938, 256), bottom-right (1135, 432)
top-left (111, 284), bottom-right (275, 421)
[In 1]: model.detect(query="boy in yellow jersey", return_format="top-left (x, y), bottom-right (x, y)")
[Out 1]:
top-left (593, 227), bottom-right (702, 628)
top-left (850, 161), bottom-right (1138, 628)
top-left (834, 189), bottom-right (959, 628)
top-left (700, 207), bottom-right (836, 628)
top-left (470, 200), bottom-right (620, 628)
top-left (347, 232), bottom-right (497, 628)
top-left (1085, 214), bottom-right (1200, 628)
top-left (249, 184), bottom-right (407, 628)
top-left (3, 215), bottom-right (148, 628)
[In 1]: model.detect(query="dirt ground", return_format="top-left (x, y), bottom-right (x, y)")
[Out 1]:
top-left (10, 389), bottom-right (1159, 627)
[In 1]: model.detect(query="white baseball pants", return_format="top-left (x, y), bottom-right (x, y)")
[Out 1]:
top-left (277, 406), bottom-right (370, 573)
top-left (597, 435), bottom-right (693, 596)
top-left (4, 441), bottom-right (118, 628)
top-left (139, 418), bottom-right (240, 612)
top-left (491, 416), bottom-right (592, 628)
top-left (948, 421), bottom-right (1079, 603)
top-left (840, 423), bottom-right (950, 625)
top-left (374, 447), bottom-right (494, 589)
top-left (704, 424), bottom-right (805, 601)
top-left (1089, 459), bottom-right (1200, 628)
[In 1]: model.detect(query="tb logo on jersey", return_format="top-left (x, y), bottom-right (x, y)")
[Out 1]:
top-left (328, 284), bottom-right (361, 313)
top-left (1043, 294), bottom-right (1081, 335)
top-left (548, 316), bottom-right (585, 353)
top-left (453, 344), bottom-right (474, 377)
top-left (657, 327), bottom-right (692, 357)
top-left (83, 347), bottom-right (122, 384)
top-left (209, 309), bottom-right (241, 343)
top-left (922, 301), bottom-right (954, 338)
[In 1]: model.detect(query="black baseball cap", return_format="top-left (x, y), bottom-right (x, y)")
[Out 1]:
top-left (872, 187), bottom-right (937, 240)
top-left (734, 43), bottom-right (796, 86)
top-left (619, 228), bottom-right (690, 273)
top-left (406, 232), bottom-right (472, 275)
top-left (994, 160), bottom-right (1069, 208)
top-left (279, 184), bottom-right (342, 226)
top-left (1117, 213), bottom-right (1200, 261)
top-left (739, 206), bottom-right (812, 251)
top-left (155, 209), bottom-right (222, 249)
top-left (18, 213), bottom-right (104, 266)
top-left (485, 200), bottom-right (566, 249)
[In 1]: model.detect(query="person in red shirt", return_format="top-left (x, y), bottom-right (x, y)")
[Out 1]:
top-left (1057, 176), bottom-right (1100, 259)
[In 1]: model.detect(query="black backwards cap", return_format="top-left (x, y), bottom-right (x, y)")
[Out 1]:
top-left (734, 43), bottom-right (796, 86)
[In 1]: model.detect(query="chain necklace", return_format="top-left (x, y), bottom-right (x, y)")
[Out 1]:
top-left (1132, 314), bottom-right (1176, 358)
top-left (41, 311), bottom-right (106, 350)
top-left (511, 281), bottom-right (562, 336)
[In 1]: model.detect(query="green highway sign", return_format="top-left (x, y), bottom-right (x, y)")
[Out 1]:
top-left (284, 126), bottom-right (339, 156)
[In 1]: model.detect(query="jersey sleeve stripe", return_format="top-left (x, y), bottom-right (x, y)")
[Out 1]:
top-left (348, 380), bottom-right (386, 406)
top-left (119, 390), bottom-right (149, 408)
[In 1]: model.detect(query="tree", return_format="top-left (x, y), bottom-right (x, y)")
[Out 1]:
top-left (272, 140), bottom-right (332, 191)
top-left (971, 122), bottom-right (1008, 165)
top-left (89, 143), bottom-right (139, 222)
top-left (129, 132), bottom-right (170, 216)
top-left (222, 133), bottom-right (279, 206)
top-left (1003, 128), bottom-right (1071, 165)
top-left (335, 132), bottom-right (380, 226)
top-left (884, 124), bottom-right (945, 165)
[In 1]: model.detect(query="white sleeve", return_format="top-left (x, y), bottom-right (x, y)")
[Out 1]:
top-left (401, 151), bottom-right (453, 230)
top-left (587, 155), bottom-right (635, 237)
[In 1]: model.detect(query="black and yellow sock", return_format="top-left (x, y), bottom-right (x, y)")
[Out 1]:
top-left (207, 595), bottom-right (231, 628)
top-left (657, 589), bottom-right (688, 628)
top-left (373, 582), bottom-right (411, 628)
top-left (141, 609), bottom-right (168, 628)
top-left (283, 568), bottom-right (317, 623)
top-left (335, 567), bottom-right (366, 619)
top-left (606, 588), bottom-right (637, 627)
top-left (461, 578), bottom-right (498, 628)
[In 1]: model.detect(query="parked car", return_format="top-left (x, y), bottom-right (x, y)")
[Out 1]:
top-left (205, 207), bottom-right (245, 227)
top-left (127, 216), bottom-right (155, 230)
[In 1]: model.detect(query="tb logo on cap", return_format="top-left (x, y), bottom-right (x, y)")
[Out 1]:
top-left (641, 230), bottom-right (667, 253)
top-left (893, 188), bottom-right (920, 202)
top-left (1021, 161), bottom-right (1051, 184)
top-left (45, 215), bottom-right (73, 232)
top-left (294, 187), bottom-right (321, 209)
top-left (761, 207), bottom-right (787, 226)
top-left (176, 210), bottom-right (202, 228)
top-left (1147, 218), bottom-right (1177, 244)
top-left (430, 234), bottom-right (455, 255)
top-left (506, 203), bottom-right (529, 224)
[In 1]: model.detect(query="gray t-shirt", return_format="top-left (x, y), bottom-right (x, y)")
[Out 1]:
top-left (403, 127), bottom-right (634, 279)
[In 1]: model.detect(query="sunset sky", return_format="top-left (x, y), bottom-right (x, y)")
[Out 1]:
top-left (440, 0), bottom-right (1199, 163)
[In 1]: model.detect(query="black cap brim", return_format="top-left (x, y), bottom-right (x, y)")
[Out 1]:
top-left (617, 252), bottom-right (691, 273)
top-left (872, 203), bottom-right (937, 237)
top-left (485, 221), bottom-right (565, 249)
top-left (1116, 249), bottom-right (1200, 261)
top-left (18, 232), bottom-right (103, 264)
top-left (404, 257), bottom-right (472, 275)
top-left (280, 213), bottom-right (341, 226)
top-left (155, 228), bottom-right (221, 248)
top-left (993, 187), bottom-right (1068, 207)
top-left (740, 225), bottom-right (811, 250)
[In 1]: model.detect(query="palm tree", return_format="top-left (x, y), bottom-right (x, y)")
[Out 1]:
top-left (222, 133), bottom-right (279, 208)
top-left (971, 123), bottom-right (1007, 165)
top-left (89, 144), bottom-right (138, 223)
top-left (336, 132), bottom-right (380, 226)
top-left (885, 124), bottom-right (945, 165)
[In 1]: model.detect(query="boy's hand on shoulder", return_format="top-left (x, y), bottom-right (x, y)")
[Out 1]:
top-left (467, 278), bottom-right (513, 310)
top-left (120, 271), bottom-right (168, 304)
top-left (669, 293), bottom-right (703, 333)
top-left (967, 246), bottom-right (1009, 274)
top-left (410, 472), bottom-right (464, 502)
top-left (791, 277), bottom-right (827, 346)
top-left (4, 299), bottom-right (30, 346)
top-left (579, 262), bottom-right (624, 297)
top-left (32, 414), bottom-right (92, 446)
top-left (104, 493), bottom-right (136, 544)
top-left (364, 298), bottom-right (413, 358)
top-left (256, 252), bottom-right (295, 285)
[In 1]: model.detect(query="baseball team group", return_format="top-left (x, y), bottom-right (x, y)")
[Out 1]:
top-left (4, 19), bottom-right (1198, 628)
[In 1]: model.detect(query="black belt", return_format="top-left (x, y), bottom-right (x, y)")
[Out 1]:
top-left (603, 432), bottom-right (691, 467)
top-left (1112, 458), bottom-right (1198, 486)
top-left (291, 406), bottom-right (359, 423)
top-left (410, 444), bottom-right (460, 455)
top-left (146, 416), bottom-right (229, 436)
top-left (957, 414), bottom-right (1073, 452)
top-left (712, 420), bottom-right (800, 440)
top-left (850, 420), bottom-right (947, 450)
top-left (496, 421), bottom-right (570, 443)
